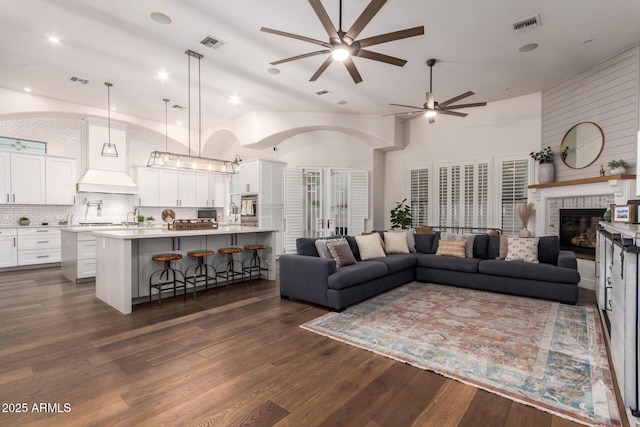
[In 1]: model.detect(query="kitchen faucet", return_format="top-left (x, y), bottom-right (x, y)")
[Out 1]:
top-left (126, 208), bottom-right (140, 226)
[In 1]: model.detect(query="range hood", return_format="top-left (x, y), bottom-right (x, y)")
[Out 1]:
top-left (76, 118), bottom-right (138, 194)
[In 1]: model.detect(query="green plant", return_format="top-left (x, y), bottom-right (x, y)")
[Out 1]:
top-left (607, 159), bottom-right (628, 169)
top-left (390, 199), bottom-right (412, 229)
top-left (146, 216), bottom-right (155, 221)
top-left (19, 217), bottom-right (29, 221)
top-left (137, 214), bottom-right (145, 223)
top-left (530, 147), bottom-right (555, 163)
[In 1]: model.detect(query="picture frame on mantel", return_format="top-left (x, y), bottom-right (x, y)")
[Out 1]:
top-left (612, 204), bottom-right (635, 223)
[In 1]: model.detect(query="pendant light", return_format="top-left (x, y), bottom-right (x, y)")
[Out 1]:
top-left (100, 82), bottom-right (118, 157)
top-left (147, 50), bottom-right (235, 173)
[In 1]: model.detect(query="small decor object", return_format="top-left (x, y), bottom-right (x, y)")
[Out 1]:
top-left (612, 204), bottom-right (635, 223)
top-left (390, 198), bottom-right (412, 229)
top-left (145, 216), bottom-right (155, 227)
top-left (607, 159), bottom-right (628, 175)
top-left (600, 165), bottom-right (605, 176)
top-left (161, 209), bottom-right (175, 223)
top-left (602, 206), bottom-right (612, 222)
top-left (516, 202), bottom-right (535, 237)
top-left (136, 214), bottom-right (145, 224)
top-left (530, 147), bottom-right (555, 184)
top-left (19, 217), bottom-right (30, 226)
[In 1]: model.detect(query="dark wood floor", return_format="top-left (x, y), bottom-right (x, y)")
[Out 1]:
top-left (0, 267), bottom-right (624, 426)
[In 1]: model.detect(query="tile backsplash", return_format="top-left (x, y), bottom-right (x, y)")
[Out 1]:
top-left (0, 117), bottom-right (200, 226)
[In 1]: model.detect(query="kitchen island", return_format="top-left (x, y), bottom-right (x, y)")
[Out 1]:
top-left (92, 225), bottom-right (276, 314)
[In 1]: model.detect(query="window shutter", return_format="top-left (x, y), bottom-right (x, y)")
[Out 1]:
top-left (501, 160), bottom-right (528, 235)
top-left (438, 166), bottom-right (448, 225)
top-left (283, 168), bottom-right (303, 253)
top-left (349, 170), bottom-right (368, 236)
top-left (410, 168), bottom-right (429, 226)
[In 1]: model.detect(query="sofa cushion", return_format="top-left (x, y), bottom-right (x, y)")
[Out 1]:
top-left (384, 231), bottom-right (410, 254)
top-left (506, 237), bottom-right (539, 263)
top-left (440, 232), bottom-right (475, 258)
top-left (538, 236), bottom-right (559, 265)
top-left (327, 239), bottom-right (357, 267)
top-left (364, 253), bottom-right (417, 274)
top-left (415, 233), bottom-right (435, 254)
top-left (345, 235), bottom-right (361, 261)
top-left (436, 240), bottom-right (467, 258)
top-left (356, 233), bottom-right (386, 260)
top-left (417, 254), bottom-right (481, 273)
top-left (315, 237), bottom-right (344, 259)
top-left (472, 234), bottom-right (490, 259)
top-left (297, 237), bottom-right (319, 256)
top-left (327, 261), bottom-right (389, 290)
top-left (479, 259), bottom-right (580, 284)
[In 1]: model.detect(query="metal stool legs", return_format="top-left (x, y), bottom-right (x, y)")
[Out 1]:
top-left (184, 250), bottom-right (216, 299)
top-left (242, 245), bottom-right (268, 280)
top-left (215, 248), bottom-right (244, 285)
top-left (149, 254), bottom-right (186, 306)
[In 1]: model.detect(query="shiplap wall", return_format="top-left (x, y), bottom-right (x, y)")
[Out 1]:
top-left (542, 45), bottom-right (639, 181)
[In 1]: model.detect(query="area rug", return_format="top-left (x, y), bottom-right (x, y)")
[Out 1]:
top-left (301, 283), bottom-right (621, 427)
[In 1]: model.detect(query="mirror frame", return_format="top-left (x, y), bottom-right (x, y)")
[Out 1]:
top-left (560, 122), bottom-right (604, 169)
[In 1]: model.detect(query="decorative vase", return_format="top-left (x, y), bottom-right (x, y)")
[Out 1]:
top-left (19, 219), bottom-right (30, 226)
top-left (538, 163), bottom-right (554, 184)
top-left (608, 167), bottom-right (625, 175)
top-left (519, 227), bottom-right (532, 238)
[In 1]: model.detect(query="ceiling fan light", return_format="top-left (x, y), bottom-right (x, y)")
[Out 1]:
top-left (425, 110), bottom-right (437, 118)
top-left (331, 47), bottom-right (350, 61)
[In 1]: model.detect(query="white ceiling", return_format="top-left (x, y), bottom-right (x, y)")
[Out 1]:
top-left (1, 0), bottom-right (640, 129)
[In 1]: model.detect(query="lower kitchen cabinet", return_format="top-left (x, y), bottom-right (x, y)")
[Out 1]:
top-left (61, 230), bottom-right (96, 282)
top-left (17, 227), bottom-right (61, 266)
top-left (0, 229), bottom-right (18, 268)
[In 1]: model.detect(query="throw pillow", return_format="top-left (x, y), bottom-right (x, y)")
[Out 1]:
top-left (385, 229), bottom-right (415, 252)
top-left (384, 231), bottom-right (410, 254)
top-left (440, 232), bottom-right (475, 258)
top-left (315, 238), bottom-right (343, 259)
top-left (355, 233), bottom-right (386, 260)
top-left (435, 240), bottom-right (466, 258)
top-left (326, 239), bottom-right (357, 267)
top-left (414, 227), bottom-right (433, 234)
top-left (505, 237), bottom-right (539, 263)
top-left (499, 235), bottom-right (508, 259)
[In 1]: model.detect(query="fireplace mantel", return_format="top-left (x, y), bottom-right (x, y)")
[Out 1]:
top-left (529, 174), bottom-right (636, 202)
top-left (529, 174), bottom-right (636, 189)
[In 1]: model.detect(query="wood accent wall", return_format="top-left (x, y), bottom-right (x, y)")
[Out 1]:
top-left (542, 45), bottom-right (639, 182)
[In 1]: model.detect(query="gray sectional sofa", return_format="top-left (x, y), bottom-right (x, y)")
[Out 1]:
top-left (279, 233), bottom-right (580, 311)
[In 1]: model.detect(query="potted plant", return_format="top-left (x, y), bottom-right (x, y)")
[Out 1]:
top-left (145, 216), bottom-right (155, 227)
top-left (136, 214), bottom-right (145, 225)
top-left (607, 159), bottom-right (628, 175)
top-left (19, 217), bottom-right (30, 226)
top-left (530, 147), bottom-right (555, 184)
top-left (390, 199), bottom-right (412, 229)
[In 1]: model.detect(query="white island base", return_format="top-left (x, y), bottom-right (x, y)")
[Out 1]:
top-left (93, 226), bottom-right (276, 314)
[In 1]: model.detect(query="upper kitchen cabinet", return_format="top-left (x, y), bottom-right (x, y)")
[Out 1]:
top-left (0, 151), bottom-right (45, 204)
top-left (209, 173), bottom-right (229, 208)
top-left (45, 156), bottom-right (76, 205)
top-left (134, 166), bottom-right (159, 207)
top-left (238, 159), bottom-right (286, 203)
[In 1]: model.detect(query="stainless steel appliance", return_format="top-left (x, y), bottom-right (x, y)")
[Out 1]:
top-left (197, 209), bottom-right (217, 221)
top-left (240, 195), bottom-right (258, 227)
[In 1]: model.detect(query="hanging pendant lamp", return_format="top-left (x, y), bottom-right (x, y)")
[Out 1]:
top-left (101, 82), bottom-right (118, 157)
top-left (147, 50), bottom-right (234, 173)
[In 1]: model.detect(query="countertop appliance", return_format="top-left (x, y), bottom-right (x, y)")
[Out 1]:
top-left (197, 209), bottom-right (217, 222)
top-left (240, 195), bottom-right (258, 227)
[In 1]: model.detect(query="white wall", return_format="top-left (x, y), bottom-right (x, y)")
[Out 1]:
top-left (383, 92), bottom-right (542, 230)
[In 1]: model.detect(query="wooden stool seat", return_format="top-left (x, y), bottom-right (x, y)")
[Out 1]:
top-left (243, 245), bottom-right (268, 280)
top-left (244, 244), bottom-right (266, 251)
top-left (188, 250), bottom-right (215, 258)
top-left (152, 253), bottom-right (183, 263)
top-left (219, 247), bottom-right (242, 255)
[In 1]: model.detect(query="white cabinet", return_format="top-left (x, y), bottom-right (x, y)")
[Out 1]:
top-left (45, 156), bottom-right (76, 205)
top-left (158, 169), bottom-right (180, 207)
top-left (178, 171), bottom-right (196, 207)
top-left (17, 227), bottom-right (61, 265)
top-left (0, 152), bottom-right (46, 205)
top-left (134, 167), bottom-right (159, 207)
top-left (195, 172), bottom-right (210, 207)
top-left (209, 173), bottom-right (229, 208)
top-left (61, 230), bottom-right (96, 282)
top-left (239, 160), bottom-right (260, 194)
top-left (0, 228), bottom-right (18, 268)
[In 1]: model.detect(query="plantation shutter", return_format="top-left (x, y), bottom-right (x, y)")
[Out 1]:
top-left (283, 168), bottom-right (303, 253)
top-left (349, 170), bottom-right (369, 236)
top-left (477, 163), bottom-right (488, 228)
top-left (438, 166), bottom-right (448, 226)
top-left (410, 168), bottom-right (429, 226)
top-left (501, 159), bottom-right (528, 235)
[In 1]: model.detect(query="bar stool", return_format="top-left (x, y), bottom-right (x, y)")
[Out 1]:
top-left (149, 253), bottom-right (186, 306)
top-left (242, 244), bottom-right (268, 280)
top-left (215, 247), bottom-right (245, 285)
top-left (184, 250), bottom-right (216, 298)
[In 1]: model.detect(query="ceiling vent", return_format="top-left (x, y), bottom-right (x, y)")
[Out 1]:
top-left (69, 76), bottom-right (90, 85)
top-left (200, 35), bottom-right (225, 49)
top-left (315, 89), bottom-right (330, 96)
top-left (512, 14), bottom-right (541, 34)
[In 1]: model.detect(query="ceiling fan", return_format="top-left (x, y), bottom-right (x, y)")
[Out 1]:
top-left (260, 0), bottom-right (424, 84)
top-left (389, 58), bottom-right (487, 123)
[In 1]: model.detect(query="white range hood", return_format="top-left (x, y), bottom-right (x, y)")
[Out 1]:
top-left (76, 118), bottom-right (138, 194)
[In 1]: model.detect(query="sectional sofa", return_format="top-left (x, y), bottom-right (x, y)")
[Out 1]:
top-left (279, 232), bottom-right (580, 311)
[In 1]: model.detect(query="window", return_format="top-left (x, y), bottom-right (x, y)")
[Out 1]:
top-left (501, 159), bottom-right (529, 234)
top-left (410, 168), bottom-right (429, 226)
top-left (436, 161), bottom-right (489, 230)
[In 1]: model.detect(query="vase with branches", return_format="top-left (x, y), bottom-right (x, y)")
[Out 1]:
top-left (516, 202), bottom-right (535, 237)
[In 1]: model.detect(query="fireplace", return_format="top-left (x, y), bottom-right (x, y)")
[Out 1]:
top-left (559, 208), bottom-right (606, 257)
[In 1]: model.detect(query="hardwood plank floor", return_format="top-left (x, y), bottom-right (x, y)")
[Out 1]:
top-left (0, 267), bottom-right (625, 426)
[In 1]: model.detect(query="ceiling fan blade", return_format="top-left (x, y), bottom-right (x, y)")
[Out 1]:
top-left (355, 49), bottom-right (406, 66)
top-left (270, 50), bottom-right (331, 65)
top-left (438, 91), bottom-right (474, 107)
top-left (308, 0), bottom-right (339, 39)
top-left (343, 56), bottom-right (363, 84)
top-left (443, 102), bottom-right (487, 110)
top-left (260, 27), bottom-right (331, 48)
top-left (382, 110), bottom-right (423, 117)
top-left (357, 26), bottom-right (425, 48)
top-left (389, 103), bottom-right (424, 110)
top-left (345, 0), bottom-right (388, 41)
top-left (310, 56), bottom-right (334, 81)
top-left (438, 110), bottom-right (468, 117)
top-left (426, 92), bottom-right (434, 110)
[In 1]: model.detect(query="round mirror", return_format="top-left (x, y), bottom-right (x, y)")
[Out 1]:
top-left (560, 122), bottom-right (604, 169)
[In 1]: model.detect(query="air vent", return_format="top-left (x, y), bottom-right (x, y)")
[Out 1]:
top-left (69, 76), bottom-right (90, 85)
top-left (315, 89), bottom-right (330, 96)
top-left (512, 14), bottom-right (541, 34)
top-left (200, 35), bottom-right (225, 49)
top-left (172, 105), bottom-right (186, 110)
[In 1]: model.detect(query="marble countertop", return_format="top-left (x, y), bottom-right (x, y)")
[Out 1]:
top-left (91, 225), bottom-right (276, 240)
top-left (0, 224), bottom-right (62, 229)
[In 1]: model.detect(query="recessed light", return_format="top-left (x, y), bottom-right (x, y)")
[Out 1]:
top-left (150, 12), bottom-right (172, 25)
top-left (157, 71), bottom-right (169, 81)
top-left (176, 121), bottom-right (182, 126)
top-left (23, 87), bottom-right (32, 92)
top-left (518, 43), bottom-right (538, 53)
top-left (337, 100), bottom-right (347, 105)
top-left (229, 94), bottom-right (240, 105)
top-left (22, 64), bottom-right (43, 71)
top-left (267, 67), bottom-right (281, 75)
top-left (48, 36), bottom-right (60, 44)
top-left (582, 38), bottom-right (595, 44)
top-left (110, 107), bottom-right (117, 111)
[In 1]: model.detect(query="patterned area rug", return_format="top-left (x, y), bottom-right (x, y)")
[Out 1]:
top-left (301, 283), bottom-right (621, 427)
